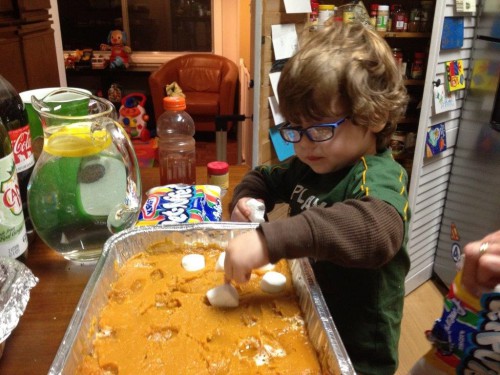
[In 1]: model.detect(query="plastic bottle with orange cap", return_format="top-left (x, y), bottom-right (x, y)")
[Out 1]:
top-left (156, 96), bottom-right (196, 185)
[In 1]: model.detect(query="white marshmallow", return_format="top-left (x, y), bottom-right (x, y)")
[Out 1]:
top-left (206, 284), bottom-right (239, 307)
top-left (257, 263), bottom-right (275, 272)
top-left (246, 198), bottom-right (265, 223)
top-left (260, 271), bottom-right (287, 294)
top-left (181, 254), bottom-right (205, 272)
top-left (215, 252), bottom-right (225, 272)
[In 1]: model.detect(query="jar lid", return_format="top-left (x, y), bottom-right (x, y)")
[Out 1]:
top-left (370, 4), bottom-right (379, 10)
top-left (163, 96), bottom-right (186, 111)
top-left (378, 5), bottom-right (389, 10)
top-left (207, 161), bottom-right (229, 175)
top-left (318, 4), bottom-right (335, 10)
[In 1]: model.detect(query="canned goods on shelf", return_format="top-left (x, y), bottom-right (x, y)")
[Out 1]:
top-left (390, 131), bottom-right (407, 157)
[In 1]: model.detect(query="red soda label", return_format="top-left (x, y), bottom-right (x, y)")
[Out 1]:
top-left (8, 124), bottom-right (35, 172)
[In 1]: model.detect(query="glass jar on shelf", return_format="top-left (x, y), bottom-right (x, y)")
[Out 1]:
top-left (318, 4), bottom-right (335, 27)
top-left (408, 7), bottom-right (422, 32)
top-left (392, 4), bottom-right (407, 32)
top-left (342, 2), bottom-right (355, 24)
top-left (420, 0), bottom-right (434, 32)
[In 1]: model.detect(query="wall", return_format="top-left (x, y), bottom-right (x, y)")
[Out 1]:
top-left (256, 0), bottom-right (306, 166)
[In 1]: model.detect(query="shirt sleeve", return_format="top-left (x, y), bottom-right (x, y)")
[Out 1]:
top-left (259, 196), bottom-right (404, 269)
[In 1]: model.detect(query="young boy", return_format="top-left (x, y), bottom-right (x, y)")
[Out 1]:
top-left (224, 22), bottom-right (410, 375)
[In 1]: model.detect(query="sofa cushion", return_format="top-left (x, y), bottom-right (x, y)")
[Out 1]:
top-left (178, 67), bottom-right (221, 92)
top-left (185, 92), bottom-right (219, 115)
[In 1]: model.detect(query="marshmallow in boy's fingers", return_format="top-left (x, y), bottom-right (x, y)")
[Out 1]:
top-left (258, 263), bottom-right (275, 272)
top-left (206, 283), bottom-right (239, 307)
top-left (215, 252), bottom-right (225, 272)
top-left (260, 271), bottom-right (287, 293)
top-left (181, 254), bottom-right (205, 272)
top-left (246, 198), bottom-right (265, 223)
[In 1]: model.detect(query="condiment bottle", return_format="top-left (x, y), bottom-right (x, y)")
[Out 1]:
top-left (392, 48), bottom-right (404, 77)
top-left (156, 96), bottom-right (196, 185)
top-left (369, 4), bottom-right (378, 27)
top-left (376, 5), bottom-right (389, 32)
top-left (318, 4), bottom-right (335, 27)
top-left (207, 161), bottom-right (229, 196)
top-left (411, 52), bottom-right (426, 79)
top-left (392, 4), bottom-right (406, 32)
top-left (0, 119), bottom-right (28, 258)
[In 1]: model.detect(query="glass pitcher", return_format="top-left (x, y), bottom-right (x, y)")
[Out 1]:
top-left (28, 89), bottom-right (142, 263)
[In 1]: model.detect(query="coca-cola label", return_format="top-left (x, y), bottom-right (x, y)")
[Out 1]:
top-left (8, 124), bottom-right (35, 173)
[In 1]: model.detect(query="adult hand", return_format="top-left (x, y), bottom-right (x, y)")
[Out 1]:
top-left (461, 230), bottom-right (500, 297)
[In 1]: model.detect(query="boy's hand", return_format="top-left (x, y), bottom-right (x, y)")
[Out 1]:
top-left (230, 198), bottom-right (265, 222)
top-left (224, 230), bottom-right (270, 284)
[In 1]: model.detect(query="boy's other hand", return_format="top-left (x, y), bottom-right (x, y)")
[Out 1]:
top-left (231, 197), bottom-right (264, 222)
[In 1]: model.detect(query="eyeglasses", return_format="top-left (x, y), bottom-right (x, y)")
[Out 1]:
top-left (279, 117), bottom-right (347, 143)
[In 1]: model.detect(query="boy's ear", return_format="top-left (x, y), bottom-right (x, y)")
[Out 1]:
top-left (370, 122), bottom-right (386, 134)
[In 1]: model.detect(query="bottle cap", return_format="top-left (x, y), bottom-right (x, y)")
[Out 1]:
top-left (207, 161), bottom-right (229, 175)
top-left (163, 96), bottom-right (186, 111)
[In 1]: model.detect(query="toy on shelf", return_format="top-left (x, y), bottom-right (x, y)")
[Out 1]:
top-left (118, 93), bottom-right (150, 141)
top-left (100, 30), bottom-right (132, 69)
top-left (92, 54), bottom-right (108, 69)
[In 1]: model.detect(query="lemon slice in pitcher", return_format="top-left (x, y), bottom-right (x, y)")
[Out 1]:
top-left (44, 123), bottom-right (112, 157)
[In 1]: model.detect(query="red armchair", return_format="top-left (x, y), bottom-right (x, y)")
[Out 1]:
top-left (149, 53), bottom-right (239, 132)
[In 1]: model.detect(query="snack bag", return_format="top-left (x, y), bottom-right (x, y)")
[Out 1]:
top-left (136, 184), bottom-right (222, 225)
top-left (409, 270), bottom-right (500, 374)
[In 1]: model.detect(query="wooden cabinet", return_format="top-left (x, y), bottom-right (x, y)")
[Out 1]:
top-left (0, 0), bottom-right (59, 92)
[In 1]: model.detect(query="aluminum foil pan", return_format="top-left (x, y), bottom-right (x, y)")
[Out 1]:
top-left (0, 256), bottom-right (39, 359)
top-left (49, 223), bottom-right (355, 374)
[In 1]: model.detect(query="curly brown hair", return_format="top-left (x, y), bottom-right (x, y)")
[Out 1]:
top-left (277, 22), bottom-right (408, 151)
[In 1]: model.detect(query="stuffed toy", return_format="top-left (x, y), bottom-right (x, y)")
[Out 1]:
top-left (165, 82), bottom-right (185, 98)
top-left (100, 30), bottom-right (132, 69)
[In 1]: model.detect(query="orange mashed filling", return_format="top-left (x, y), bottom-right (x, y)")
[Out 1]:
top-left (77, 241), bottom-right (324, 374)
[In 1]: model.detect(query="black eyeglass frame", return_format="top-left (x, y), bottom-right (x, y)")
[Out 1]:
top-left (278, 117), bottom-right (347, 143)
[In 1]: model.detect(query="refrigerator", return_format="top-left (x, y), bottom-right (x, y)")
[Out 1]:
top-left (434, 0), bottom-right (500, 286)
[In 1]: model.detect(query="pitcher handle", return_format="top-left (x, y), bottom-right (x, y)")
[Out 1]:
top-left (103, 120), bottom-right (142, 233)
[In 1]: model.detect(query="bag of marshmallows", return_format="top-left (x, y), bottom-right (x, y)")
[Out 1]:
top-left (136, 184), bottom-right (222, 225)
top-left (409, 269), bottom-right (500, 375)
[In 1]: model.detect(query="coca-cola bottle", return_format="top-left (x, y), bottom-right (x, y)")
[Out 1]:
top-left (0, 118), bottom-right (28, 258)
top-left (0, 75), bottom-right (35, 241)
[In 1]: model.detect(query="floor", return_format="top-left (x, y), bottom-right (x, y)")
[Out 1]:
top-left (397, 278), bottom-right (448, 374)
top-left (195, 131), bottom-right (239, 166)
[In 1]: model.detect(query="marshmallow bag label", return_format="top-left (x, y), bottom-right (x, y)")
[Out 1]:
top-left (421, 271), bottom-right (500, 374)
top-left (137, 184), bottom-right (222, 225)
